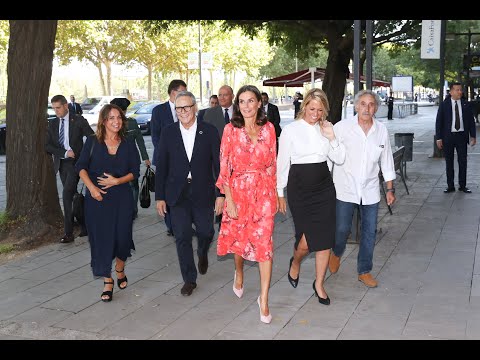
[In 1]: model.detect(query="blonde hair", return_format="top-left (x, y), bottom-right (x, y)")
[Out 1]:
top-left (296, 88), bottom-right (330, 122)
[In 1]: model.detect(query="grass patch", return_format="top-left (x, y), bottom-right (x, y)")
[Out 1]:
top-left (0, 211), bottom-right (7, 231)
top-left (0, 243), bottom-right (14, 254)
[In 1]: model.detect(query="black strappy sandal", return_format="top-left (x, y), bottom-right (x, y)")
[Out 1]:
top-left (115, 268), bottom-right (128, 290)
top-left (101, 280), bottom-right (114, 302)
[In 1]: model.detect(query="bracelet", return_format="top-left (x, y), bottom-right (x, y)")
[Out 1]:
top-left (386, 187), bottom-right (395, 193)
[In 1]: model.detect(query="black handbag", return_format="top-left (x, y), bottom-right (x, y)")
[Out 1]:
top-left (139, 170), bottom-right (151, 208)
top-left (145, 166), bottom-right (155, 192)
top-left (73, 184), bottom-right (85, 223)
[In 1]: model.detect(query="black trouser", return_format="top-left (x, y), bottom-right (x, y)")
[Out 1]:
top-left (444, 132), bottom-right (468, 189)
top-left (170, 182), bottom-right (214, 284)
top-left (387, 106), bottom-right (393, 119)
top-left (58, 159), bottom-right (80, 235)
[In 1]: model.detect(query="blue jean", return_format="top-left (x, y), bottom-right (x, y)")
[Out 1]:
top-left (333, 199), bottom-right (379, 275)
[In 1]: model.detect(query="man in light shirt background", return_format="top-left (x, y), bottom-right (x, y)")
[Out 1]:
top-left (328, 89), bottom-right (396, 288)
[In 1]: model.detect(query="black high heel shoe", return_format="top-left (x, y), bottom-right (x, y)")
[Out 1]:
top-left (101, 280), bottom-right (114, 302)
top-left (312, 279), bottom-right (330, 305)
top-left (115, 267), bottom-right (128, 290)
top-left (287, 257), bottom-right (299, 288)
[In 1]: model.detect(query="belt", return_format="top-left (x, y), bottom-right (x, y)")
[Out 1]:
top-left (187, 178), bottom-right (192, 184)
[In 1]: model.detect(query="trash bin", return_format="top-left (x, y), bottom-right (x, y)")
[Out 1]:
top-left (0, 124), bottom-right (6, 155)
top-left (394, 132), bottom-right (414, 161)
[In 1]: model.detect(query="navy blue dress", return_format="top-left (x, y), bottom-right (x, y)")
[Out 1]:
top-left (75, 135), bottom-right (140, 278)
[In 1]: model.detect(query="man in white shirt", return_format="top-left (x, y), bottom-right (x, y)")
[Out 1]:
top-left (155, 91), bottom-right (224, 296)
top-left (329, 90), bottom-right (396, 288)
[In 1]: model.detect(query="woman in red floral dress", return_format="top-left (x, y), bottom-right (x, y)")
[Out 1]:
top-left (216, 85), bottom-right (278, 324)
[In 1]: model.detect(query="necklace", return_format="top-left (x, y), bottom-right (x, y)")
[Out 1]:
top-left (106, 139), bottom-right (120, 151)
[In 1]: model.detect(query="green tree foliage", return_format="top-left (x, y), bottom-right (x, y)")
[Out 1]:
top-left (145, 20), bottom-right (422, 123)
top-left (55, 20), bottom-right (135, 96)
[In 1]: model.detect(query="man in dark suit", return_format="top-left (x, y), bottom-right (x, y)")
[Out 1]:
top-left (45, 94), bottom-right (94, 243)
top-left (203, 85), bottom-right (234, 140)
top-left (261, 92), bottom-right (282, 152)
top-left (436, 82), bottom-right (477, 194)
top-left (204, 85), bottom-right (234, 227)
top-left (69, 95), bottom-right (83, 115)
top-left (387, 94), bottom-right (394, 120)
top-left (151, 79), bottom-right (187, 236)
top-left (197, 94), bottom-right (218, 123)
top-left (155, 91), bottom-right (224, 296)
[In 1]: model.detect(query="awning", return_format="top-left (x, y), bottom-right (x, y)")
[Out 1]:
top-left (263, 67), bottom-right (390, 88)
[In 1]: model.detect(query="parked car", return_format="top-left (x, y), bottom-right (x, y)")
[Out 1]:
top-left (0, 104), bottom-right (55, 155)
top-left (47, 103), bottom-right (56, 121)
top-left (80, 97), bottom-right (102, 112)
top-left (126, 101), bottom-right (148, 117)
top-left (129, 101), bottom-right (161, 135)
top-left (83, 95), bottom-right (129, 125)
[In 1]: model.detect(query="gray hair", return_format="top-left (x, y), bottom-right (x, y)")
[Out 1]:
top-left (175, 91), bottom-right (196, 105)
top-left (354, 89), bottom-right (381, 109)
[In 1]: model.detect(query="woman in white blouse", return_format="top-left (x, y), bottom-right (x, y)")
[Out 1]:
top-left (277, 88), bottom-right (345, 305)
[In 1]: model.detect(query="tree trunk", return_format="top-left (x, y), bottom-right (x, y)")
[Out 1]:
top-left (323, 33), bottom-right (353, 124)
top-left (147, 64), bottom-right (152, 100)
top-left (96, 64), bottom-right (106, 95)
top-left (106, 60), bottom-right (112, 95)
top-left (5, 20), bottom-right (62, 244)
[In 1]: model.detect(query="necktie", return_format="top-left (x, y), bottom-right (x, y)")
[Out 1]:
top-left (224, 108), bottom-right (230, 124)
top-left (59, 118), bottom-right (65, 147)
top-left (454, 101), bottom-right (460, 131)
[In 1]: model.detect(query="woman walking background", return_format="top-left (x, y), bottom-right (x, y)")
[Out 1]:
top-left (216, 85), bottom-right (278, 324)
top-left (277, 88), bottom-right (345, 305)
top-left (75, 104), bottom-right (140, 302)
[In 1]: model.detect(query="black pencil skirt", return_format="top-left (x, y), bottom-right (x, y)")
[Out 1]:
top-left (287, 162), bottom-right (336, 252)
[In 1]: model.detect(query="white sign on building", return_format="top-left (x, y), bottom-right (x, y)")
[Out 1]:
top-left (421, 20), bottom-right (442, 59)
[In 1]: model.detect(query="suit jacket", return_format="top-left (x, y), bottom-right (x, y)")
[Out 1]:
top-left (203, 106), bottom-right (228, 139)
top-left (68, 102), bottom-right (83, 115)
top-left (266, 102), bottom-right (282, 138)
top-left (435, 97), bottom-right (476, 144)
top-left (155, 121), bottom-right (221, 208)
top-left (197, 108), bottom-right (208, 123)
top-left (151, 101), bottom-right (175, 167)
top-left (45, 113), bottom-right (94, 173)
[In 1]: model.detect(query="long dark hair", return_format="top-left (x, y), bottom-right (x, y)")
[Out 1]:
top-left (231, 85), bottom-right (267, 128)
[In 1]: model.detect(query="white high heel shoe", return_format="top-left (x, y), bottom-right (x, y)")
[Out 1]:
top-left (257, 296), bottom-right (272, 324)
top-left (233, 271), bottom-right (244, 298)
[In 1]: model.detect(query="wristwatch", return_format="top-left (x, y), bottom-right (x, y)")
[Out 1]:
top-left (386, 187), bottom-right (395, 194)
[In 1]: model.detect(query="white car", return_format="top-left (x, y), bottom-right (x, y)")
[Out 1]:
top-left (83, 95), bottom-right (129, 125)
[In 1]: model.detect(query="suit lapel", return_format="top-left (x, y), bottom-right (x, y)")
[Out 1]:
top-left (53, 117), bottom-right (60, 144)
top-left (190, 122), bottom-right (204, 164)
top-left (68, 113), bottom-right (75, 143)
top-left (173, 122), bottom-right (189, 163)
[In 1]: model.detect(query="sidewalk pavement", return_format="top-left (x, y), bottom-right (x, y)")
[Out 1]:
top-left (1, 105), bottom-right (480, 339)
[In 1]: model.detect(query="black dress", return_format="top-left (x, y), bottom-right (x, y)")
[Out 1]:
top-left (287, 162), bottom-right (336, 252)
top-left (75, 136), bottom-right (140, 278)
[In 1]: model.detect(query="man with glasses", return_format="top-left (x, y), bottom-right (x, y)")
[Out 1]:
top-left (155, 91), bottom-right (224, 296)
top-left (151, 79), bottom-right (187, 236)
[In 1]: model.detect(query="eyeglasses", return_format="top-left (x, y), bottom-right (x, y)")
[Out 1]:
top-left (175, 104), bottom-right (195, 113)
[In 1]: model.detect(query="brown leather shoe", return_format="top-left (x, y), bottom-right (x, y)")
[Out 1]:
top-left (198, 255), bottom-right (208, 275)
top-left (328, 253), bottom-right (341, 274)
top-left (180, 282), bottom-right (197, 296)
top-left (60, 234), bottom-right (74, 243)
top-left (358, 273), bottom-right (378, 288)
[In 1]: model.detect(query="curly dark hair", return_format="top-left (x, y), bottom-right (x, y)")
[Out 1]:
top-left (231, 85), bottom-right (267, 128)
